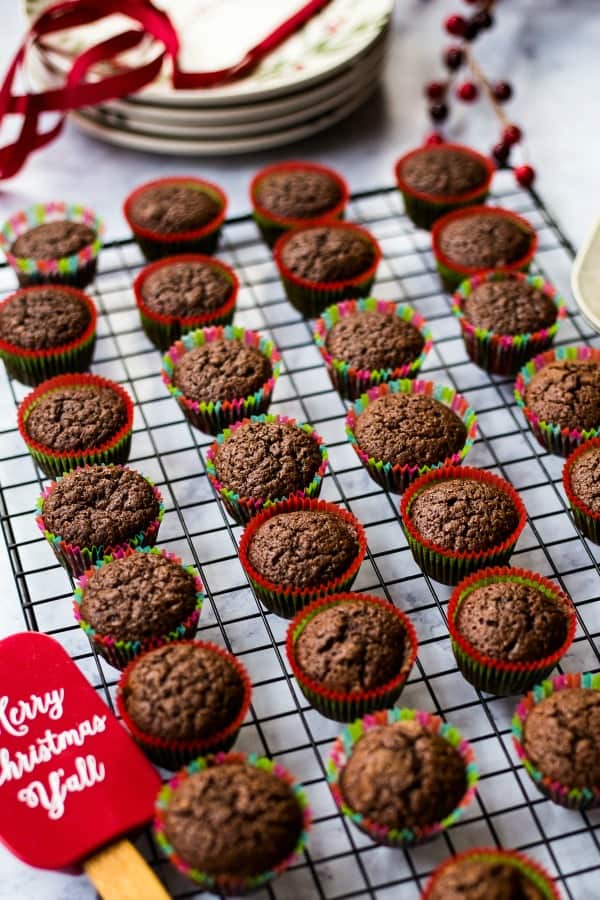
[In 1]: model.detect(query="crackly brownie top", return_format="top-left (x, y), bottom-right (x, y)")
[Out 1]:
top-left (281, 226), bottom-right (376, 283)
top-left (141, 261), bottom-right (232, 317)
top-left (42, 465), bottom-right (158, 548)
top-left (569, 445), bottom-right (600, 513)
top-left (11, 221), bottom-right (96, 260)
top-left (214, 421), bottom-right (322, 501)
top-left (25, 384), bottom-right (127, 452)
top-left (123, 643), bottom-right (244, 741)
top-left (463, 279), bottom-right (557, 335)
top-left (256, 168), bottom-right (342, 219)
top-left (455, 580), bottom-right (568, 663)
top-left (173, 339), bottom-right (272, 404)
top-left (401, 147), bottom-right (488, 197)
top-left (409, 478), bottom-right (519, 553)
top-left (0, 287), bottom-right (91, 350)
top-left (353, 393), bottom-right (467, 468)
top-left (524, 358), bottom-right (600, 431)
top-left (324, 311), bottom-right (425, 372)
top-left (428, 858), bottom-right (545, 900)
top-left (247, 509), bottom-right (358, 588)
top-left (522, 687), bottom-right (600, 789)
top-left (162, 762), bottom-right (303, 877)
top-left (438, 212), bottom-right (534, 270)
top-left (295, 601), bottom-right (407, 693)
top-left (340, 720), bottom-right (466, 829)
top-left (129, 183), bottom-right (221, 234)
top-left (80, 551), bottom-right (197, 641)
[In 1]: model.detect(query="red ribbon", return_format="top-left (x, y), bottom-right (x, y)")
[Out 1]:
top-left (0, 0), bottom-right (332, 180)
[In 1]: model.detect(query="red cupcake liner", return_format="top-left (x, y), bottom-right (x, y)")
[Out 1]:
top-left (563, 436), bottom-right (600, 543)
top-left (394, 143), bottom-right (494, 230)
top-left (421, 847), bottom-right (561, 900)
top-left (18, 372), bottom-right (134, 478)
top-left (123, 177), bottom-right (228, 261)
top-left (133, 253), bottom-right (239, 351)
top-left (287, 593), bottom-right (418, 721)
top-left (117, 639), bottom-right (252, 768)
top-left (0, 285), bottom-right (97, 386)
top-left (431, 206), bottom-right (538, 291)
top-left (273, 222), bottom-right (382, 318)
top-left (238, 497), bottom-right (367, 618)
top-left (400, 465), bottom-right (527, 585)
top-left (448, 566), bottom-right (576, 695)
top-left (250, 160), bottom-right (349, 248)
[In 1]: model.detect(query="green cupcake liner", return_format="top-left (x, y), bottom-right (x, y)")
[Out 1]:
top-left (134, 229), bottom-right (222, 262)
top-left (139, 305), bottom-right (234, 353)
top-left (281, 271), bottom-right (377, 319)
top-left (0, 330), bottom-right (96, 387)
top-left (563, 437), bottom-right (600, 544)
top-left (401, 188), bottom-right (490, 231)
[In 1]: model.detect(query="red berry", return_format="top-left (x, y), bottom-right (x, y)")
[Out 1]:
top-left (424, 132), bottom-right (445, 147)
top-left (445, 14), bottom-right (467, 36)
top-left (492, 141), bottom-right (511, 165)
top-left (515, 165), bottom-right (536, 188)
top-left (493, 81), bottom-right (513, 102)
top-left (464, 19), bottom-right (480, 40)
top-left (472, 10), bottom-right (493, 29)
top-left (457, 81), bottom-right (479, 102)
top-left (429, 102), bottom-right (449, 123)
top-left (462, 0), bottom-right (482, 4)
top-left (443, 46), bottom-right (465, 71)
top-left (425, 81), bottom-right (446, 101)
top-left (503, 124), bottom-right (523, 145)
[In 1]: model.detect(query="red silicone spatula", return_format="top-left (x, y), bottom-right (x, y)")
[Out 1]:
top-left (0, 632), bottom-right (169, 899)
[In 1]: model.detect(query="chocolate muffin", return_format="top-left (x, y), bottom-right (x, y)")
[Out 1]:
top-left (524, 358), bottom-right (600, 431)
top-left (0, 287), bottom-right (91, 350)
top-left (140, 260), bottom-right (232, 318)
top-left (353, 393), bottom-right (467, 469)
top-left (455, 581), bottom-right (569, 663)
top-left (247, 509), bottom-right (358, 589)
top-left (427, 856), bottom-right (545, 900)
top-left (173, 339), bottom-right (272, 404)
top-left (340, 719), bottom-right (467, 829)
top-left (121, 642), bottom-right (244, 742)
top-left (11, 220), bottom-right (96, 260)
top-left (294, 600), bottom-right (407, 693)
top-left (568, 444), bottom-right (600, 513)
top-left (256, 168), bottom-right (343, 220)
top-left (522, 687), bottom-right (600, 789)
top-left (409, 478), bottom-right (519, 553)
top-left (41, 465), bottom-right (159, 548)
top-left (128, 183), bottom-right (220, 235)
top-left (160, 762), bottom-right (303, 878)
top-left (400, 147), bottom-right (489, 198)
top-left (280, 225), bottom-right (376, 283)
top-left (214, 420), bottom-right (322, 501)
top-left (24, 383), bottom-right (127, 453)
top-left (438, 211), bottom-right (533, 270)
top-left (325, 310), bottom-right (425, 372)
top-left (462, 278), bottom-right (557, 335)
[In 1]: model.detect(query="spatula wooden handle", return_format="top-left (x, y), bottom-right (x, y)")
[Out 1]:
top-left (84, 838), bottom-right (170, 900)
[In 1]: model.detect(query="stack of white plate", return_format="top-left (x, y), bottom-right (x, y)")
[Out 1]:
top-left (25, 0), bottom-right (393, 156)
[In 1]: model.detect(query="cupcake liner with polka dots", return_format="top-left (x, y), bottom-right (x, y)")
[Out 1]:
top-left (563, 436), bottom-right (600, 543)
top-left (421, 848), bottom-right (561, 900)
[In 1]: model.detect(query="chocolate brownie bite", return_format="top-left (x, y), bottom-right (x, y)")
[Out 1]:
top-left (0, 286), bottom-right (91, 350)
top-left (568, 444), bottom-right (600, 513)
top-left (173, 339), bottom-right (272, 405)
top-left (11, 220), bottom-right (96, 261)
top-left (524, 358), bottom-right (600, 432)
top-left (281, 225), bottom-right (375, 283)
top-left (25, 383), bottom-right (127, 453)
top-left (325, 311), bottom-right (425, 372)
top-left (427, 855), bottom-right (546, 900)
top-left (256, 169), bottom-right (343, 221)
top-left (141, 260), bottom-right (232, 319)
top-left (463, 278), bottom-right (557, 335)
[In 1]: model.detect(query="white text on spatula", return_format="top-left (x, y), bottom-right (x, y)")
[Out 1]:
top-left (17, 755), bottom-right (106, 820)
top-left (0, 690), bottom-right (64, 737)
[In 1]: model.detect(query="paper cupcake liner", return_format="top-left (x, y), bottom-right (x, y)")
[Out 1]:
top-left (287, 593), bottom-right (418, 720)
top-left (250, 161), bottom-right (349, 248)
top-left (154, 751), bottom-right (312, 895)
top-left (400, 465), bottom-right (527, 585)
top-left (0, 285), bottom-right (97, 386)
top-left (73, 546), bottom-right (203, 670)
top-left (18, 372), bottom-right (134, 478)
top-left (394, 144), bottom-right (495, 230)
top-left (273, 222), bottom-right (382, 318)
top-left (314, 297), bottom-right (433, 401)
top-left (515, 345), bottom-right (600, 456)
top-left (431, 206), bottom-right (538, 292)
top-left (36, 466), bottom-right (165, 577)
top-left (452, 271), bottom-right (567, 376)
top-left (162, 325), bottom-right (281, 435)
top-left (448, 566), bottom-right (576, 695)
top-left (238, 498), bottom-right (366, 618)
top-left (512, 671), bottom-right (600, 810)
top-left (133, 254), bottom-right (239, 351)
top-left (116, 639), bottom-right (251, 767)
top-left (327, 707), bottom-right (478, 847)
top-left (123, 177), bottom-right (227, 261)
top-left (421, 848), bottom-right (561, 900)
top-left (207, 414), bottom-right (328, 525)
top-left (563, 436), bottom-right (600, 543)
top-left (346, 379), bottom-right (477, 494)
top-left (0, 202), bottom-right (103, 288)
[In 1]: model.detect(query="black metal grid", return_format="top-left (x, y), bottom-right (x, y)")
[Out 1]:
top-left (1, 172), bottom-right (599, 900)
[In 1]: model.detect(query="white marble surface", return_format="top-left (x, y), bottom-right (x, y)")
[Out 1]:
top-left (0, 1), bottom-right (599, 898)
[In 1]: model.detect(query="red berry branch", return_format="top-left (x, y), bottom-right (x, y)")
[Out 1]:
top-left (423, 0), bottom-right (535, 188)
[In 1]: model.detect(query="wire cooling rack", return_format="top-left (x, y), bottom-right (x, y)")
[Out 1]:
top-left (1, 172), bottom-right (599, 900)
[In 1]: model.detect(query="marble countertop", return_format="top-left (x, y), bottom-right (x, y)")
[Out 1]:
top-left (0, 1), bottom-right (598, 897)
